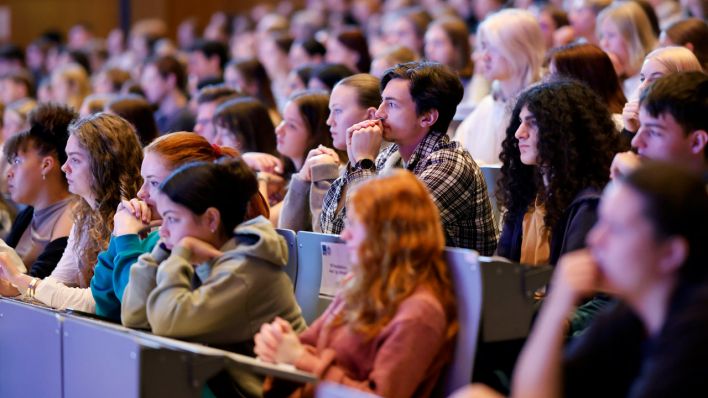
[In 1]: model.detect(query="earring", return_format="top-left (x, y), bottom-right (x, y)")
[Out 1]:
top-left (42, 174), bottom-right (46, 181)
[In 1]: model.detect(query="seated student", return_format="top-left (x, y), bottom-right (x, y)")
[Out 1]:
top-left (611, 71), bottom-right (707, 180)
top-left (223, 58), bottom-right (281, 125)
top-left (620, 47), bottom-right (702, 136)
top-left (122, 159), bottom-right (304, 398)
top-left (320, 61), bottom-right (497, 254)
top-left (193, 84), bottom-right (239, 144)
top-left (497, 80), bottom-right (620, 266)
top-left (104, 94), bottom-right (159, 147)
top-left (660, 18), bottom-right (708, 71)
top-left (1, 104), bottom-right (76, 284)
top-left (307, 63), bottom-right (355, 92)
top-left (140, 55), bottom-right (195, 134)
top-left (279, 73), bottom-right (379, 232)
top-left (255, 170), bottom-right (458, 398)
top-left (212, 96), bottom-right (278, 155)
top-left (50, 62), bottom-right (90, 111)
top-left (92, 132), bottom-right (268, 320)
top-left (502, 163), bottom-right (708, 398)
top-left (548, 43), bottom-right (627, 120)
top-left (596, 1), bottom-right (657, 99)
top-left (454, 10), bottom-right (545, 166)
top-left (0, 113), bottom-right (143, 307)
top-left (266, 90), bottom-right (335, 224)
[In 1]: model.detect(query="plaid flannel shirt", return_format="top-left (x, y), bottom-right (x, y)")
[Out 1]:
top-left (319, 130), bottom-right (498, 255)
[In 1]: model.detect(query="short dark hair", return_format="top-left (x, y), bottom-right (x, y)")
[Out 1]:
top-left (106, 94), bottom-right (159, 147)
top-left (213, 97), bottom-right (277, 154)
top-left (381, 61), bottom-right (463, 133)
top-left (160, 158), bottom-right (258, 233)
top-left (310, 63), bottom-right (355, 91)
top-left (4, 103), bottom-right (78, 181)
top-left (0, 69), bottom-right (35, 98)
top-left (190, 39), bottom-right (229, 71)
top-left (621, 161), bottom-right (708, 284)
top-left (640, 71), bottom-right (708, 140)
top-left (297, 37), bottom-right (326, 57)
top-left (334, 28), bottom-right (371, 73)
top-left (0, 44), bottom-right (24, 64)
top-left (195, 84), bottom-right (239, 105)
top-left (146, 55), bottom-right (188, 92)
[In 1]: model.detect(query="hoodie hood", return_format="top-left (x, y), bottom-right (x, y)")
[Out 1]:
top-left (216, 216), bottom-right (288, 268)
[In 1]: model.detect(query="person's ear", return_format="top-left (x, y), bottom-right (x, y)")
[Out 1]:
top-left (365, 107), bottom-right (377, 120)
top-left (684, 42), bottom-right (695, 53)
top-left (689, 129), bottom-right (707, 156)
top-left (40, 156), bottom-right (56, 177)
top-left (204, 207), bottom-right (222, 234)
top-left (418, 109), bottom-right (439, 128)
top-left (658, 236), bottom-right (688, 275)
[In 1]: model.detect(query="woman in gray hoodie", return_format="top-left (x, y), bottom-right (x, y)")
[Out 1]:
top-left (121, 158), bottom-right (305, 397)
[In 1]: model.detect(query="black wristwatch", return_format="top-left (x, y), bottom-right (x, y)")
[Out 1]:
top-left (354, 158), bottom-right (376, 171)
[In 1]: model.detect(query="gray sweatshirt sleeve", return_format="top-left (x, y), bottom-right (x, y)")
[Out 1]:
top-left (309, 162), bottom-right (340, 233)
top-left (121, 243), bottom-right (169, 329)
top-left (278, 162), bottom-right (340, 233)
top-left (143, 246), bottom-right (257, 341)
top-left (277, 174), bottom-right (312, 232)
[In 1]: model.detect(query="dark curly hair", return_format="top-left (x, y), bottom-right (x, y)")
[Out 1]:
top-left (498, 80), bottom-right (620, 230)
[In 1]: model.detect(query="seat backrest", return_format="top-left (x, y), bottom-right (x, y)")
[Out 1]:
top-left (295, 231), bottom-right (346, 324)
top-left (276, 228), bottom-right (298, 287)
top-left (480, 165), bottom-right (502, 228)
top-left (478, 258), bottom-right (552, 342)
top-left (442, 247), bottom-right (483, 395)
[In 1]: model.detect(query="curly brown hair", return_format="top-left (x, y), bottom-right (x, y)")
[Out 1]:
top-left (69, 113), bottom-right (143, 287)
top-left (498, 80), bottom-right (621, 231)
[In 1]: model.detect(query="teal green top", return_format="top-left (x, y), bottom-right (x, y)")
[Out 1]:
top-left (90, 231), bottom-right (160, 320)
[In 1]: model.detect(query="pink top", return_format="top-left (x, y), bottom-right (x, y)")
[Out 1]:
top-left (265, 287), bottom-right (454, 398)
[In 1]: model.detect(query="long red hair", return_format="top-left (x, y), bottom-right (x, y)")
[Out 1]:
top-left (342, 170), bottom-right (457, 340)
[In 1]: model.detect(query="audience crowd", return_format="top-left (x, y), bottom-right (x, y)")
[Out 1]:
top-left (0, 0), bottom-right (706, 396)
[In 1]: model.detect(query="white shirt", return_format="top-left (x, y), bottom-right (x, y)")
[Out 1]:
top-left (453, 94), bottom-right (510, 166)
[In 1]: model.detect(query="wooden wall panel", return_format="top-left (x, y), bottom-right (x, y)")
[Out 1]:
top-left (0, 0), bottom-right (281, 47)
top-left (0, 0), bottom-right (119, 46)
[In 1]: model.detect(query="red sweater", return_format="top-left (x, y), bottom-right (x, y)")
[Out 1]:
top-left (265, 287), bottom-right (454, 397)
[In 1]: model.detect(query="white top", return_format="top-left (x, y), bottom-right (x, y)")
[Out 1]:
top-left (453, 94), bottom-right (510, 166)
top-left (623, 74), bottom-right (642, 101)
top-left (33, 224), bottom-right (96, 312)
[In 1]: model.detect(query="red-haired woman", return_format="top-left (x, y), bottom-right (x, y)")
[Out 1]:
top-left (255, 170), bottom-right (458, 397)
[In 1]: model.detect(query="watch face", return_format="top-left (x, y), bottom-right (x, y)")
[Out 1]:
top-left (358, 158), bottom-right (375, 170)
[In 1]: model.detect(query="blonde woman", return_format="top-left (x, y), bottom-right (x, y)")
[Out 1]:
top-left (596, 2), bottom-right (657, 99)
top-left (256, 170), bottom-right (458, 397)
top-left (454, 9), bottom-right (545, 165)
top-left (622, 46), bottom-right (702, 134)
top-left (51, 63), bottom-right (91, 111)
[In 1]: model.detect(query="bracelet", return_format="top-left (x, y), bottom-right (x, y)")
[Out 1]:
top-left (27, 277), bottom-right (39, 299)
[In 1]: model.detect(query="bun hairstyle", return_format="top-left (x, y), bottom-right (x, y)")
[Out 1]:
top-left (4, 103), bottom-right (77, 174)
top-left (145, 132), bottom-right (269, 220)
top-left (159, 158), bottom-right (259, 234)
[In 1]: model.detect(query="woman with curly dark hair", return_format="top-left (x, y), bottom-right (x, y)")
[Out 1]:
top-left (496, 80), bottom-right (620, 266)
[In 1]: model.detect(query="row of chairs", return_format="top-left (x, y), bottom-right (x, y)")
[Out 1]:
top-left (0, 227), bottom-right (547, 398)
